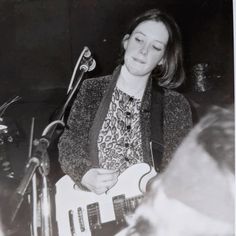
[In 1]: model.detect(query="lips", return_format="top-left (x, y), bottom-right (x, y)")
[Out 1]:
top-left (133, 57), bottom-right (145, 64)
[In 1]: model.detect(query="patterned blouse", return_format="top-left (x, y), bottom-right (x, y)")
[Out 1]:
top-left (97, 86), bottom-right (143, 173)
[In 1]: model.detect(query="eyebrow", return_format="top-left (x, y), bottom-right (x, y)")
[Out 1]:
top-left (134, 31), bottom-right (166, 45)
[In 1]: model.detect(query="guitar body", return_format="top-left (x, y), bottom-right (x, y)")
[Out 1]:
top-left (55, 163), bottom-right (156, 236)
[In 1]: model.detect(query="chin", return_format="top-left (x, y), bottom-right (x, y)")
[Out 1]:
top-left (125, 60), bottom-right (148, 76)
top-left (127, 66), bottom-right (149, 77)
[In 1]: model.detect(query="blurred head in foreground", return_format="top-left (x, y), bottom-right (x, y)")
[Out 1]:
top-left (116, 105), bottom-right (235, 236)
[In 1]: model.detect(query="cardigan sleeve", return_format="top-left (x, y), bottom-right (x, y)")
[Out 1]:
top-left (161, 90), bottom-right (193, 170)
top-left (58, 81), bottom-right (95, 189)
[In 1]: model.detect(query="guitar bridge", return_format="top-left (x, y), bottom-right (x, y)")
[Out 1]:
top-left (68, 210), bottom-right (77, 236)
top-left (77, 207), bottom-right (85, 232)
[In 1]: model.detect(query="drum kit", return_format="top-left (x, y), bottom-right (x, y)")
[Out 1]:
top-left (0, 97), bottom-right (64, 236)
top-left (0, 96), bottom-right (21, 180)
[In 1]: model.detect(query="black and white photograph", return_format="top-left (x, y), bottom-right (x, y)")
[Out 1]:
top-left (0, 0), bottom-right (234, 235)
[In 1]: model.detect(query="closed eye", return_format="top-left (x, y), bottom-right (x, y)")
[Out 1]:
top-left (152, 45), bottom-right (162, 51)
top-left (135, 37), bottom-right (143, 43)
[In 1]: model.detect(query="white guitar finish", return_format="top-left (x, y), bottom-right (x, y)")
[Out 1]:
top-left (55, 163), bottom-right (156, 236)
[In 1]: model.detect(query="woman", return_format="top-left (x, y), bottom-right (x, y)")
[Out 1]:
top-left (58, 9), bottom-right (192, 195)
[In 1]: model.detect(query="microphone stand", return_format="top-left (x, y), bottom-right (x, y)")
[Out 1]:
top-left (8, 55), bottom-right (95, 234)
top-left (9, 138), bottom-right (49, 223)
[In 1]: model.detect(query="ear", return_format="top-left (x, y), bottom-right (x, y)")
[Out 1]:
top-left (122, 34), bottom-right (130, 50)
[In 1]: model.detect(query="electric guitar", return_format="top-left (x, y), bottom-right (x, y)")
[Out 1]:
top-left (55, 163), bottom-right (157, 236)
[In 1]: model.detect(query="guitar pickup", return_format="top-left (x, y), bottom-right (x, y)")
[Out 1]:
top-left (87, 202), bottom-right (102, 230)
top-left (113, 195), bottom-right (126, 223)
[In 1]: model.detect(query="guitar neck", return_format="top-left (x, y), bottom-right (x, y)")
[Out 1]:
top-left (112, 194), bottom-right (143, 223)
top-left (125, 195), bottom-right (143, 213)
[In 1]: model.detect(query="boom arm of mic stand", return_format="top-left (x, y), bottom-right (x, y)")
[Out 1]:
top-left (59, 67), bottom-right (86, 121)
top-left (42, 67), bottom-right (87, 140)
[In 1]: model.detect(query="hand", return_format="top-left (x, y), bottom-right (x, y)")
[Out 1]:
top-left (81, 168), bottom-right (119, 195)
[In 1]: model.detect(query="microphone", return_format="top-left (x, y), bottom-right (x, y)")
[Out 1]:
top-left (80, 46), bottom-right (96, 72)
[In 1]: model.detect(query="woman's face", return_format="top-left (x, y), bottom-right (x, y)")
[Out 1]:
top-left (123, 20), bottom-right (169, 77)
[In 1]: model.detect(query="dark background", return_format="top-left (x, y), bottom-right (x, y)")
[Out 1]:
top-left (0, 0), bottom-right (234, 91)
top-left (0, 0), bottom-right (234, 234)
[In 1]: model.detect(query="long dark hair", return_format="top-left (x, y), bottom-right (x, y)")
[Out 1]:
top-left (119, 9), bottom-right (185, 89)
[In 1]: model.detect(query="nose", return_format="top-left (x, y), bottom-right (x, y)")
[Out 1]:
top-left (140, 43), bottom-right (148, 55)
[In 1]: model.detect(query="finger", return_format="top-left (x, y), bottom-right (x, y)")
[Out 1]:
top-left (104, 178), bottom-right (119, 194)
top-left (97, 168), bottom-right (119, 175)
top-left (86, 182), bottom-right (108, 195)
top-left (99, 172), bottom-right (119, 183)
top-left (94, 188), bottom-right (107, 195)
top-left (108, 178), bottom-right (118, 189)
top-left (102, 177), bottom-right (119, 191)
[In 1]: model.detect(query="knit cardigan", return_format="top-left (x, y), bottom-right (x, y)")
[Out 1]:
top-left (58, 67), bottom-right (192, 187)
